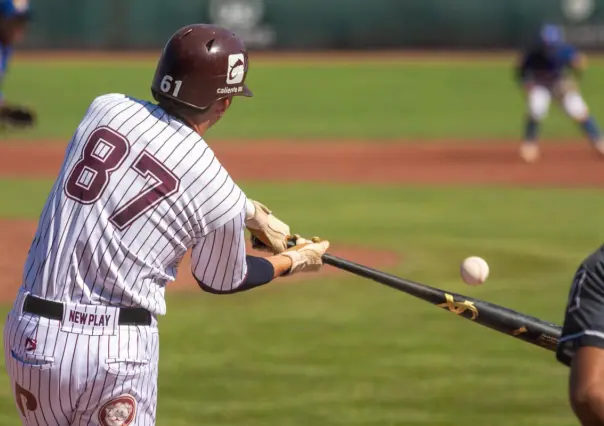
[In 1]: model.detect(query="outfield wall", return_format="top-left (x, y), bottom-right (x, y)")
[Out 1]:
top-left (22, 0), bottom-right (604, 51)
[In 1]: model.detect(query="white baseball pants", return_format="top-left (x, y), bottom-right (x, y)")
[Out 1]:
top-left (3, 290), bottom-right (160, 426)
top-left (527, 85), bottom-right (590, 121)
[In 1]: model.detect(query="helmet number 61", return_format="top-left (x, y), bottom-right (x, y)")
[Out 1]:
top-left (160, 75), bottom-right (183, 97)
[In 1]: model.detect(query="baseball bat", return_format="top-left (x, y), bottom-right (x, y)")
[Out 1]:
top-left (321, 251), bottom-right (562, 352)
top-left (270, 236), bottom-right (563, 353)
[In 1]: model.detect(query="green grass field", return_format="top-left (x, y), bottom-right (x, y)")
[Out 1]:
top-left (1, 178), bottom-right (603, 425)
top-left (1, 54), bottom-right (601, 425)
top-left (3, 56), bottom-right (604, 141)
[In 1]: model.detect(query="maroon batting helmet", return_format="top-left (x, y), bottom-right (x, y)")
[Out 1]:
top-left (151, 24), bottom-right (252, 110)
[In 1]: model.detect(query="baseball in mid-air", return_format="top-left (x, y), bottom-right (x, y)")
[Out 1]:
top-left (460, 256), bottom-right (489, 285)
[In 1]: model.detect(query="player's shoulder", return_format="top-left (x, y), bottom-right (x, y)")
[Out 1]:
top-left (181, 136), bottom-right (246, 231)
top-left (189, 138), bottom-right (227, 180)
top-left (84, 93), bottom-right (162, 125)
top-left (85, 93), bottom-right (129, 113)
top-left (87, 93), bottom-right (142, 110)
top-left (557, 44), bottom-right (579, 59)
top-left (561, 43), bottom-right (578, 51)
top-left (186, 138), bottom-right (239, 192)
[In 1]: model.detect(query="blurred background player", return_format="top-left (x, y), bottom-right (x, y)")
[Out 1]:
top-left (516, 23), bottom-right (604, 163)
top-left (0, 0), bottom-right (34, 129)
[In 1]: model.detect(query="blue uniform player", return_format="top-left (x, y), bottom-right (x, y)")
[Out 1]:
top-left (0, 0), bottom-right (34, 129)
top-left (516, 24), bottom-right (604, 163)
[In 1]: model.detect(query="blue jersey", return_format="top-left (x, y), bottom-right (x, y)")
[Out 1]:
top-left (0, 0), bottom-right (31, 101)
top-left (518, 43), bottom-right (579, 86)
top-left (0, 43), bottom-right (12, 101)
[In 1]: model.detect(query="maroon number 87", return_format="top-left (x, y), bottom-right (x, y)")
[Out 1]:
top-left (64, 127), bottom-right (180, 231)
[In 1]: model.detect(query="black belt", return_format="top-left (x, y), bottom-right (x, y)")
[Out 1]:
top-left (23, 295), bottom-right (152, 326)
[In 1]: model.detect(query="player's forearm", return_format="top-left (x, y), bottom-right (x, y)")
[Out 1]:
top-left (573, 404), bottom-right (604, 426)
top-left (572, 376), bottom-right (604, 426)
top-left (195, 255), bottom-right (291, 295)
top-left (229, 254), bottom-right (292, 286)
top-left (265, 254), bottom-right (293, 278)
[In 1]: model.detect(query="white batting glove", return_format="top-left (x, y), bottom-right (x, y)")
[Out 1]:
top-left (281, 235), bottom-right (330, 275)
top-left (245, 199), bottom-right (291, 254)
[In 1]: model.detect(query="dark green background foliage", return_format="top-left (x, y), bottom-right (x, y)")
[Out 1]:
top-left (20, 0), bottom-right (604, 50)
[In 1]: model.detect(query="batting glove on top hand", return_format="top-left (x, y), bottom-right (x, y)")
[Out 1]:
top-left (245, 199), bottom-right (291, 254)
top-left (281, 235), bottom-right (329, 275)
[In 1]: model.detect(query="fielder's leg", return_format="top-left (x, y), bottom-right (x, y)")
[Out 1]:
top-left (557, 245), bottom-right (604, 425)
top-left (561, 91), bottom-right (604, 156)
top-left (521, 85), bottom-right (551, 163)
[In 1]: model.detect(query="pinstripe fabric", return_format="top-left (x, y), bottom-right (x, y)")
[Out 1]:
top-left (5, 93), bottom-right (249, 425)
top-left (22, 93), bottom-right (247, 313)
top-left (4, 291), bottom-right (160, 425)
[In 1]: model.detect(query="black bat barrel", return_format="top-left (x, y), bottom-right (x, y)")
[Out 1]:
top-left (323, 253), bottom-right (562, 352)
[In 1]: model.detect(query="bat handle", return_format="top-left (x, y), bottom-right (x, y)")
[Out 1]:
top-left (286, 237), bottom-right (297, 249)
top-left (285, 236), bottom-right (349, 271)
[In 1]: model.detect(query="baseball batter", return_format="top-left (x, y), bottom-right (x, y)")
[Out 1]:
top-left (3, 24), bottom-right (330, 426)
top-left (516, 24), bottom-right (604, 163)
top-left (0, 0), bottom-right (35, 128)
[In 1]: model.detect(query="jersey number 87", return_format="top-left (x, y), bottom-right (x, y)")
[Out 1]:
top-left (64, 127), bottom-right (181, 231)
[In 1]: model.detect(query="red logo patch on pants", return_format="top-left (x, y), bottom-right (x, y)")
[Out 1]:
top-left (24, 338), bottom-right (36, 352)
top-left (98, 394), bottom-right (136, 426)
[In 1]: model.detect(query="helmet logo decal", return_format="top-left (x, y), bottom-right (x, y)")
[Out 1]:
top-left (226, 54), bottom-right (245, 85)
top-left (217, 87), bottom-right (244, 94)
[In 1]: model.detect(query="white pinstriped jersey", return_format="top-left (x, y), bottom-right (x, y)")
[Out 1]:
top-left (21, 93), bottom-right (249, 315)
